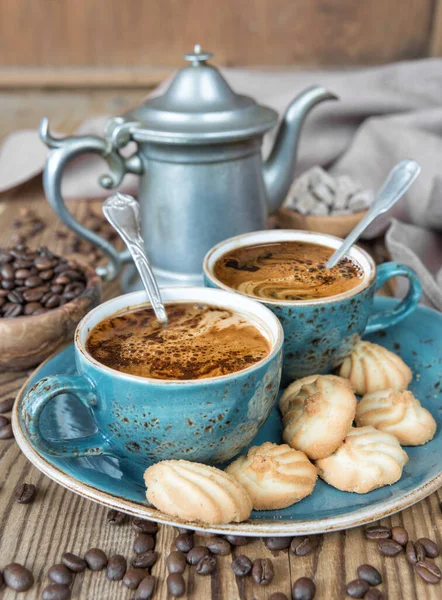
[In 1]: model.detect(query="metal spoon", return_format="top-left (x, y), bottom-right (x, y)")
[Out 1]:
top-left (102, 193), bottom-right (168, 326)
top-left (326, 159), bottom-right (421, 269)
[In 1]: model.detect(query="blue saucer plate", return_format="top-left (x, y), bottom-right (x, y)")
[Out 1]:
top-left (12, 298), bottom-right (442, 536)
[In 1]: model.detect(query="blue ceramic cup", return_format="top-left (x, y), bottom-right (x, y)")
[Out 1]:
top-left (21, 287), bottom-right (283, 464)
top-left (203, 230), bottom-right (422, 383)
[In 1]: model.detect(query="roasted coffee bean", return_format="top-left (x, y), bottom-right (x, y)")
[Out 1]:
top-left (186, 546), bottom-right (209, 566)
top-left (365, 590), bottom-right (384, 600)
top-left (134, 534), bottom-right (155, 554)
top-left (0, 288), bottom-right (9, 296)
top-left (42, 583), bottom-right (71, 600)
top-left (54, 274), bottom-right (70, 285)
top-left (63, 269), bottom-right (83, 281)
top-left (225, 535), bottom-right (251, 546)
top-left (0, 414), bottom-right (9, 427)
top-left (415, 560), bottom-right (442, 584)
top-left (35, 257), bottom-right (56, 270)
top-left (292, 577), bottom-right (316, 600)
top-left (417, 537), bottom-right (440, 558)
top-left (39, 269), bottom-right (54, 281)
top-left (269, 594), bottom-right (289, 600)
top-left (346, 579), bottom-right (370, 598)
top-left (107, 508), bottom-right (126, 525)
top-left (265, 536), bottom-right (293, 551)
top-left (132, 518), bottom-right (159, 534)
top-left (364, 526), bottom-right (391, 540)
top-left (196, 554), bottom-right (217, 575)
top-left (62, 551), bottom-right (85, 573)
top-left (175, 533), bottom-right (194, 553)
top-left (7, 290), bottom-right (24, 303)
top-left (357, 564), bottom-right (382, 586)
top-left (25, 275), bottom-right (43, 288)
top-left (15, 268), bottom-right (31, 279)
top-left (106, 554), bottom-right (127, 581)
top-left (3, 563), bottom-right (34, 592)
top-left (1, 264), bottom-right (14, 279)
top-left (167, 573), bottom-right (186, 597)
top-left (134, 575), bottom-right (156, 600)
top-left (3, 303), bottom-right (23, 317)
top-left (0, 250), bottom-right (12, 263)
top-left (231, 555), bottom-right (252, 577)
top-left (290, 536), bottom-right (317, 556)
top-left (51, 284), bottom-right (64, 294)
top-left (45, 294), bottom-right (61, 309)
top-left (1, 279), bottom-right (15, 290)
top-left (0, 396), bottom-right (14, 412)
top-left (391, 526), bottom-right (408, 547)
top-left (132, 551), bottom-right (158, 569)
top-left (205, 536), bottom-right (231, 555)
top-left (377, 539), bottom-right (403, 556)
top-left (14, 482), bottom-right (36, 504)
top-left (123, 568), bottom-right (148, 589)
top-left (84, 547), bottom-right (107, 571)
top-left (252, 558), bottom-right (274, 586)
top-left (0, 423), bottom-right (13, 438)
top-left (24, 301), bottom-right (42, 315)
top-left (166, 551), bottom-right (187, 574)
top-left (23, 287), bottom-right (45, 302)
top-left (48, 564), bottom-right (73, 585)
top-left (406, 541), bottom-right (426, 564)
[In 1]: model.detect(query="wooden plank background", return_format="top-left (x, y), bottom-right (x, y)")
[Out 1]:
top-left (0, 0), bottom-right (441, 88)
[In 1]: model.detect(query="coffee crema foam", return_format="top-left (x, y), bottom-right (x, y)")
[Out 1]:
top-left (213, 241), bottom-right (364, 301)
top-left (86, 302), bottom-right (270, 380)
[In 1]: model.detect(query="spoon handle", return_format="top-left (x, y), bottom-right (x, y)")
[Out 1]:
top-left (326, 160), bottom-right (421, 269)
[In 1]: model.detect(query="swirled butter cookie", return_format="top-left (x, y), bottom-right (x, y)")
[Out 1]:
top-left (279, 374), bottom-right (357, 460)
top-left (339, 340), bottom-right (412, 395)
top-left (316, 426), bottom-right (409, 493)
top-left (226, 442), bottom-right (317, 510)
top-left (144, 460), bottom-right (252, 524)
top-left (356, 389), bottom-right (436, 446)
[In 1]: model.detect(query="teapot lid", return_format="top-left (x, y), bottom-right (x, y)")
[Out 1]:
top-left (122, 45), bottom-right (278, 144)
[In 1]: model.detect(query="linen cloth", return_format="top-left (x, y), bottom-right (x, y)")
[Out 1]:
top-left (0, 59), bottom-right (441, 308)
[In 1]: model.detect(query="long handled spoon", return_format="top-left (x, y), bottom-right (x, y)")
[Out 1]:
top-left (326, 159), bottom-right (421, 269)
top-left (103, 193), bottom-right (168, 327)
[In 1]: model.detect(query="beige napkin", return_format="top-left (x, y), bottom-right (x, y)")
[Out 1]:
top-left (1, 59), bottom-right (441, 308)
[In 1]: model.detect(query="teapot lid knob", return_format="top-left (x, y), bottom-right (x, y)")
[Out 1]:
top-left (183, 44), bottom-right (214, 66)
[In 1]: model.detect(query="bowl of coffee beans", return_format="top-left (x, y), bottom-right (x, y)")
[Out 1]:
top-left (0, 245), bottom-right (101, 371)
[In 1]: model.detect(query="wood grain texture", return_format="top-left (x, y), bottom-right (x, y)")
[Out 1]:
top-left (0, 0), bottom-right (436, 71)
top-left (0, 91), bottom-right (441, 599)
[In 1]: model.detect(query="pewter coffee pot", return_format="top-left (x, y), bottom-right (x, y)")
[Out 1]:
top-left (40, 46), bottom-right (336, 287)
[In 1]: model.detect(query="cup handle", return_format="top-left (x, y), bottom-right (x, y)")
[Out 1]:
top-left (364, 262), bottom-right (422, 334)
top-left (21, 375), bottom-right (113, 458)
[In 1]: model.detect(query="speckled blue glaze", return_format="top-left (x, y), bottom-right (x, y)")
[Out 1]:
top-left (203, 230), bottom-right (422, 383)
top-left (21, 288), bottom-right (283, 465)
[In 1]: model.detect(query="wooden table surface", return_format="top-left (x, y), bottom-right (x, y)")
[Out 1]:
top-left (0, 90), bottom-right (441, 600)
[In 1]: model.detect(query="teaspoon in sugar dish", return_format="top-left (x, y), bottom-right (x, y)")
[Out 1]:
top-left (326, 159), bottom-right (421, 269)
top-left (102, 193), bottom-right (169, 327)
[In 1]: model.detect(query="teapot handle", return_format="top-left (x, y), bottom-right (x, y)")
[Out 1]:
top-left (39, 118), bottom-right (143, 281)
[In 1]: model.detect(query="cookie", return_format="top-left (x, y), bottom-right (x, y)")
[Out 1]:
top-left (316, 426), bottom-right (409, 494)
top-left (356, 389), bottom-right (436, 446)
top-left (279, 374), bottom-right (357, 460)
top-left (339, 340), bottom-right (412, 395)
top-left (144, 460), bottom-right (252, 524)
top-left (226, 442), bottom-right (317, 510)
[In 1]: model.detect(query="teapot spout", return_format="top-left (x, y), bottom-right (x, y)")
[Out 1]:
top-left (264, 86), bottom-right (337, 214)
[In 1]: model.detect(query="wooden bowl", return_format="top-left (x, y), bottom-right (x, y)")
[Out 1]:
top-left (276, 208), bottom-right (368, 238)
top-left (0, 264), bottom-right (101, 371)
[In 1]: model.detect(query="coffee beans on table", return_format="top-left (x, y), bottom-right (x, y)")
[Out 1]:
top-left (231, 555), bottom-right (253, 577)
top-left (225, 535), bottom-right (251, 546)
top-left (252, 558), bottom-right (274, 586)
top-left (132, 518), bottom-right (159, 535)
top-left (0, 415), bottom-right (8, 427)
top-left (84, 547), bottom-right (107, 571)
top-left (265, 536), bottom-right (293, 551)
top-left (269, 594), bottom-right (289, 600)
top-left (167, 573), bottom-right (186, 597)
top-left (0, 246), bottom-right (87, 318)
top-left (48, 564), bottom-right (73, 585)
top-left (357, 564), bottom-right (382, 586)
top-left (135, 575), bottom-right (156, 600)
top-left (415, 560), bottom-right (442, 584)
top-left (13, 482), bottom-right (36, 504)
top-left (196, 555), bottom-right (217, 576)
top-left (290, 536), bottom-right (317, 556)
top-left (106, 554), bottom-right (127, 581)
top-left (377, 539), bottom-right (403, 556)
top-left (365, 590), bottom-right (384, 600)
top-left (166, 551), bottom-right (187, 574)
top-left (42, 583), bottom-right (71, 600)
top-left (3, 563), bottom-right (34, 592)
top-left (205, 537), bottom-right (231, 555)
top-left (346, 579), bottom-right (370, 598)
top-left (134, 534), bottom-right (155, 554)
top-left (0, 422), bottom-right (13, 439)
top-left (186, 546), bottom-right (209, 566)
top-left (292, 577), bottom-right (316, 600)
top-left (0, 396), bottom-right (14, 412)
top-left (174, 533), bottom-right (194, 553)
top-left (123, 568), bottom-right (148, 589)
top-left (61, 552), bottom-right (86, 573)
top-left (132, 551), bottom-right (159, 569)
top-left (417, 537), bottom-right (440, 558)
top-left (107, 509), bottom-right (126, 525)
top-left (364, 526), bottom-right (391, 540)
top-left (391, 526), bottom-right (408, 547)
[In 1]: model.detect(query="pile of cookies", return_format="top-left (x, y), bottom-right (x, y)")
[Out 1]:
top-left (143, 340), bottom-right (437, 524)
